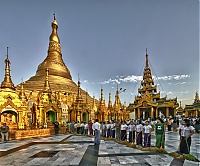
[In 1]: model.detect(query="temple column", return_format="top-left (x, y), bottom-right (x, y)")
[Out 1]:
top-left (173, 108), bottom-right (176, 117)
top-left (57, 110), bottom-right (61, 122)
top-left (185, 111), bottom-right (188, 118)
top-left (156, 107), bottom-right (158, 118)
top-left (44, 111), bottom-right (46, 123)
top-left (143, 111), bottom-right (145, 119)
top-left (166, 107), bottom-right (169, 118)
top-left (88, 111), bottom-right (90, 122)
top-left (138, 108), bottom-right (140, 119)
top-left (74, 110), bottom-right (77, 122)
top-left (18, 111), bottom-right (22, 123)
top-left (151, 107), bottom-right (154, 118)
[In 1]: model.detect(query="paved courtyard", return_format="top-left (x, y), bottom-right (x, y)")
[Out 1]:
top-left (0, 131), bottom-right (199, 166)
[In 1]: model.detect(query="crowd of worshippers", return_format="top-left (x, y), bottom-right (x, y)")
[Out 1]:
top-left (66, 117), bottom-right (199, 154)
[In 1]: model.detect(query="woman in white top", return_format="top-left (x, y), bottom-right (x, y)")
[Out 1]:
top-left (143, 121), bottom-right (152, 147)
top-left (84, 122), bottom-right (89, 135)
top-left (128, 121), bottom-right (135, 143)
top-left (178, 119), bottom-right (195, 154)
top-left (121, 121), bottom-right (128, 141)
top-left (135, 120), bottom-right (143, 145)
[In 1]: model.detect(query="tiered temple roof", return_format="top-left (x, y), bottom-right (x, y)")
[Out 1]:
top-left (128, 49), bottom-right (179, 119)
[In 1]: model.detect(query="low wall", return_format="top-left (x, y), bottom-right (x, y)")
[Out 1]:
top-left (9, 127), bottom-right (67, 140)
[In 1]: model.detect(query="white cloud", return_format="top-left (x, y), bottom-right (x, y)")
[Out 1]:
top-left (99, 74), bottom-right (190, 85)
top-left (181, 82), bottom-right (186, 85)
top-left (160, 91), bottom-right (174, 95)
top-left (154, 74), bottom-right (190, 81)
top-left (83, 80), bottom-right (89, 84)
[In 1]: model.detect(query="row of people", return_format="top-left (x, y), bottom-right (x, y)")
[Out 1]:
top-left (66, 117), bottom-right (196, 155)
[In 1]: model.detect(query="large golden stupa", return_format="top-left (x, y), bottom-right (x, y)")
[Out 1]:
top-left (20, 14), bottom-right (77, 92)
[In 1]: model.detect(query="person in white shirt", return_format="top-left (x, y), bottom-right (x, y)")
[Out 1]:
top-left (121, 121), bottom-right (128, 141)
top-left (84, 122), bottom-right (89, 135)
top-left (143, 121), bottom-right (152, 147)
top-left (178, 119), bottom-right (195, 154)
top-left (80, 122), bottom-right (85, 134)
top-left (92, 119), bottom-right (101, 145)
top-left (111, 120), bottom-right (116, 138)
top-left (128, 121), bottom-right (135, 143)
top-left (136, 120), bottom-right (143, 145)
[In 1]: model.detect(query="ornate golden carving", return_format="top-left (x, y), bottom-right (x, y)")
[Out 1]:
top-left (48, 41), bottom-right (62, 55)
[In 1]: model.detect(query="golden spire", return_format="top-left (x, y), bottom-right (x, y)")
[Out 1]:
top-left (194, 91), bottom-right (199, 103)
top-left (49, 12), bottom-right (60, 44)
top-left (32, 14), bottom-right (72, 81)
top-left (19, 78), bottom-right (27, 102)
top-left (113, 85), bottom-right (122, 109)
top-left (44, 68), bottom-right (51, 92)
top-left (77, 74), bottom-right (81, 97)
top-left (108, 92), bottom-right (112, 109)
top-left (137, 49), bottom-right (157, 96)
top-left (195, 91), bottom-right (199, 101)
top-left (1, 47), bottom-right (15, 90)
top-left (100, 87), bottom-right (104, 104)
top-left (146, 48), bottom-right (149, 68)
top-left (92, 95), bottom-right (97, 111)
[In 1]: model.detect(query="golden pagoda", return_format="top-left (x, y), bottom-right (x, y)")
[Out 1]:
top-left (68, 79), bottom-right (91, 122)
top-left (0, 48), bottom-right (28, 129)
top-left (111, 86), bottom-right (128, 121)
top-left (106, 92), bottom-right (112, 120)
top-left (127, 49), bottom-right (179, 119)
top-left (11, 14), bottom-right (94, 126)
top-left (184, 92), bottom-right (200, 117)
top-left (20, 14), bottom-right (76, 92)
top-left (176, 101), bottom-right (184, 117)
top-left (96, 88), bottom-right (106, 122)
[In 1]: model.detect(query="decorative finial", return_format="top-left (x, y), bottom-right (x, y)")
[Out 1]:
top-left (1, 47), bottom-right (15, 90)
top-left (145, 48), bottom-right (149, 67)
top-left (53, 12), bottom-right (56, 20)
top-left (6, 47), bottom-right (9, 58)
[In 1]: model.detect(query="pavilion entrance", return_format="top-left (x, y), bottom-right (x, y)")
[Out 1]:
top-left (82, 112), bottom-right (88, 123)
top-left (140, 108), bottom-right (150, 119)
top-left (46, 111), bottom-right (56, 123)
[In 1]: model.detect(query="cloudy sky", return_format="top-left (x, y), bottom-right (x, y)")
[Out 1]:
top-left (0, 0), bottom-right (199, 106)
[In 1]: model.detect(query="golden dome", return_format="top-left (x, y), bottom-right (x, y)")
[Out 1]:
top-left (20, 14), bottom-right (74, 92)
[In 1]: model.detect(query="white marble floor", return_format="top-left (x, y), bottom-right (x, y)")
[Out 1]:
top-left (0, 132), bottom-right (198, 166)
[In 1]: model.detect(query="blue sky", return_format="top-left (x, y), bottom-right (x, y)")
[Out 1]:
top-left (0, 0), bottom-right (199, 106)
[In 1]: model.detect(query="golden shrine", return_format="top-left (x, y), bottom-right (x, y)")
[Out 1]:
top-left (127, 50), bottom-right (179, 119)
top-left (184, 92), bottom-right (200, 117)
top-left (0, 14), bottom-right (128, 133)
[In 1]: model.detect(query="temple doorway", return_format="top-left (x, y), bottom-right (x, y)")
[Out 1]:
top-left (141, 108), bottom-right (150, 119)
top-left (96, 112), bottom-right (101, 121)
top-left (46, 111), bottom-right (56, 123)
top-left (82, 112), bottom-right (88, 123)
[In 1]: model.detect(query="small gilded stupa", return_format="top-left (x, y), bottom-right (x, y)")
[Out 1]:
top-left (19, 14), bottom-right (77, 93)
